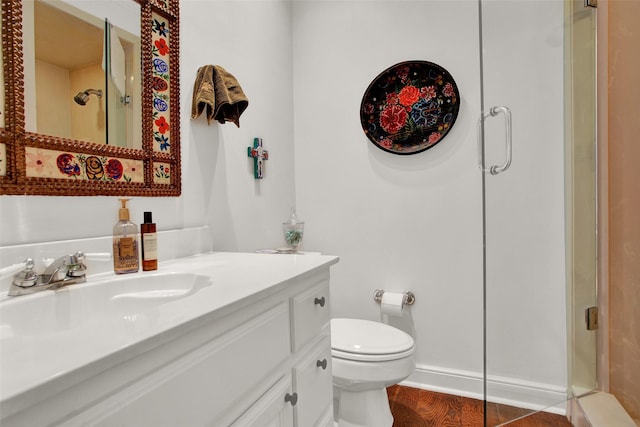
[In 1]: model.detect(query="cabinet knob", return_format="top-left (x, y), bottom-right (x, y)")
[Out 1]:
top-left (316, 358), bottom-right (328, 370)
top-left (284, 392), bottom-right (298, 406)
top-left (314, 296), bottom-right (326, 307)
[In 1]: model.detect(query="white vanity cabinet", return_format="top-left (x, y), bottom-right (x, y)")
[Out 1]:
top-left (234, 279), bottom-right (334, 427)
top-left (0, 254), bottom-right (337, 427)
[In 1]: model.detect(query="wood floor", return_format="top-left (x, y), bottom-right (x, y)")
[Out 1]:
top-left (388, 385), bottom-right (573, 427)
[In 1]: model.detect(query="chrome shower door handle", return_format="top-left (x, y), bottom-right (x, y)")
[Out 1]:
top-left (477, 106), bottom-right (513, 175)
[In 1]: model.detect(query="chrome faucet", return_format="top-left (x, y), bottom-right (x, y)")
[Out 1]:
top-left (8, 252), bottom-right (88, 296)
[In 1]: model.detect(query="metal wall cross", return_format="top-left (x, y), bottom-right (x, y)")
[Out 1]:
top-left (247, 137), bottom-right (269, 179)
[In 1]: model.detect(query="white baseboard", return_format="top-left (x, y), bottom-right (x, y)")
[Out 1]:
top-left (402, 363), bottom-right (568, 415)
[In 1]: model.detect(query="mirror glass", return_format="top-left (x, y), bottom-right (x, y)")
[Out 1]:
top-left (0, 0), bottom-right (181, 197)
top-left (29, 0), bottom-right (141, 148)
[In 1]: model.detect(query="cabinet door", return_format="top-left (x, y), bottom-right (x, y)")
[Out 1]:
top-left (61, 303), bottom-right (290, 427)
top-left (294, 337), bottom-right (333, 427)
top-left (313, 406), bottom-right (335, 427)
top-left (231, 375), bottom-right (293, 427)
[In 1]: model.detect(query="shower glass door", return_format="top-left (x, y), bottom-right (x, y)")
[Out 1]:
top-left (478, 0), bottom-right (598, 425)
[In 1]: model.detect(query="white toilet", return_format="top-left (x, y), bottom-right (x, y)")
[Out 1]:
top-left (331, 317), bottom-right (415, 427)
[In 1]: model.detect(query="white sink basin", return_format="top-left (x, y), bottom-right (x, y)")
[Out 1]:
top-left (0, 272), bottom-right (212, 338)
top-left (0, 271), bottom-right (213, 400)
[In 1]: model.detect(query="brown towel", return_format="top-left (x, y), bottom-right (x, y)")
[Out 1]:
top-left (191, 65), bottom-right (249, 127)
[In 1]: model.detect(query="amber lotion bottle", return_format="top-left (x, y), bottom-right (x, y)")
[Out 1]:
top-left (113, 198), bottom-right (139, 274)
top-left (141, 211), bottom-right (158, 271)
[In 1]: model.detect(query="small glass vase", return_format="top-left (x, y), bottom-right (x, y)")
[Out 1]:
top-left (283, 221), bottom-right (304, 252)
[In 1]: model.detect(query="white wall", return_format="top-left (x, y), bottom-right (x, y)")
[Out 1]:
top-left (293, 0), bottom-right (484, 371)
top-left (293, 0), bottom-right (567, 409)
top-left (0, 0), bottom-right (294, 253)
top-left (1, 0), bottom-right (567, 411)
top-left (181, 0), bottom-right (295, 252)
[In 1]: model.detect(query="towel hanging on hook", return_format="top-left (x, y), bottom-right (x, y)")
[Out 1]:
top-left (191, 65), bottom-right (249, 127)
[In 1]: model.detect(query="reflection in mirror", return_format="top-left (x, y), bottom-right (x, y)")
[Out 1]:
top-left (106, 20), bottom-right (142, 149)
top-left (1, 0), bottom-right (181, 197)
top-left (29, 0), bottom-right (141, 148)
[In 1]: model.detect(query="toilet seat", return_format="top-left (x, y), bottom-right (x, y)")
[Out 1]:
top-left (331, 318), bottom-right (415, 362)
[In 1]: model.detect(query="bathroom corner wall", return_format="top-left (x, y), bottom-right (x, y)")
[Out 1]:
top-left (292, 0), bottom-right (484, 379)
top-left (0, 0), bottom-right (295, 256)
top-left (180, 0), bottom-right (295, 252)
top-left (607, 0), bottom-right (640, 421)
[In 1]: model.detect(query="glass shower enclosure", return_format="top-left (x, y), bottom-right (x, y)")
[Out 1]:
top-left (478, 0), bottom-right (598, 424)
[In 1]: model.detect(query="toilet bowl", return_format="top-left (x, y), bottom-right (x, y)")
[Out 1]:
top-left (331, 318), bottom-right (415, 427)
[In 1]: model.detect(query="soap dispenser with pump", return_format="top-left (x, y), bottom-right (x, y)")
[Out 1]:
top-left (113, 198), bottom-right (139, 274)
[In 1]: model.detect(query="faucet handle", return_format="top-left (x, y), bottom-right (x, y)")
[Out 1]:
top-left (66, 252), bottom-right (87, 278)
top-left (12, 258), bottom-right (38, 288)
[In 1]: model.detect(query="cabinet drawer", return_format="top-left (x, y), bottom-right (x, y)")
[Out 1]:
top-left (291, 280), bottom-right (330, 352)
top-left (294, 337), bottom-right (333, 427)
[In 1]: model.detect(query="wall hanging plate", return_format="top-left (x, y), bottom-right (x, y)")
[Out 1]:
top-left (360, 60), bottom-right (460, 155)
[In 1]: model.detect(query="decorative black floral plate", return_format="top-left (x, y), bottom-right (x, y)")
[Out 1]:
top-left (360, 60), bottom-right (460, 155)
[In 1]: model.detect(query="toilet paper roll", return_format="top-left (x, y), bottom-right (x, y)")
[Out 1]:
top-left (380, 292), bottom-right (405, 317)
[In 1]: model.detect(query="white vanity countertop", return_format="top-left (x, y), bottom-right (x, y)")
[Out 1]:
top-left (0, 251), bottom-right (339, 410)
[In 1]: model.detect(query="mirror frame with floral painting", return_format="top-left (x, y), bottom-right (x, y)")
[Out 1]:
top-left (0, 0), bottom-right (181, 196)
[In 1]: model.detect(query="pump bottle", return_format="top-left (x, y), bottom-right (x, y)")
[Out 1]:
top-left (113, 198), bottom-right (139, 274)
top-left (141, 211), bottom-right (158, 271)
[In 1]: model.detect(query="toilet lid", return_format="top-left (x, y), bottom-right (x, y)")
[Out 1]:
top-left (331, 318), bottom-right (415, 361)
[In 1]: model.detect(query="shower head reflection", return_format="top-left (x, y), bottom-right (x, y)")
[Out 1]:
top-left (73, 89), bottom-right (103, 106)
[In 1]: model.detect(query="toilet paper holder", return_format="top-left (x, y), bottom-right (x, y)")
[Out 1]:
top-left (373, 289), bottom-right (415, 305)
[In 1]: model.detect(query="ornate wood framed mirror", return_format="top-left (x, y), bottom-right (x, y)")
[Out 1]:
top-left (0, 0), bottom-right (180, 196)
